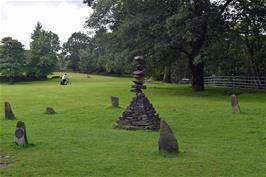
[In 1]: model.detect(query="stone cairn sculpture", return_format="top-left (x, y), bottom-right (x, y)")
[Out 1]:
top-left (116, 56), bottom-right (161, 130)
top-left (14, 121), bottom-right (28, 145)
top-left (230, 94), bottom-right (240, 113)
top-left (4, 102), bottom-right (16, 119)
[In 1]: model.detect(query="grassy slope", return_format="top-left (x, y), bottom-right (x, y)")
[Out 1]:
top-left (0, 73), bottom-right (265, 177)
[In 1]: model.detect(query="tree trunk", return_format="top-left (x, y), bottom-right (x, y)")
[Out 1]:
top-left (190, 62), bottom-right (204, 91)
top-left (163, 64), bottom-right (172, 83)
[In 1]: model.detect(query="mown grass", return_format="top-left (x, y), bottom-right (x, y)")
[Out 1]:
top-left (0, 72), bottom-right (265, 177)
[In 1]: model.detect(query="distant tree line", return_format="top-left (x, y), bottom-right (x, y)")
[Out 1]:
top-left (0, 22), bottom-right (60, 82)
top-left (1, 0), bottom-right (265, 91)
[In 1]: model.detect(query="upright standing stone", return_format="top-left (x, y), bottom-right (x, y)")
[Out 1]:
top-left (110, 96), bottom-right (119, 107)
top-left (158, 120), bottom-right (179, 153)
top-left (46, 107), bottom-right (56, 114)
top-left (14, 121), bottom-right (28, 145)
top-left (230, 94), bottom-right (240, 113)
top-left (4, 102), bottom-right (15, 119)
top-left (116, 56), bottom-right (161, 130)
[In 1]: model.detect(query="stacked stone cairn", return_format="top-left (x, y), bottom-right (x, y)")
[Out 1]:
top-left (116, 56), bottom-right (161, 130)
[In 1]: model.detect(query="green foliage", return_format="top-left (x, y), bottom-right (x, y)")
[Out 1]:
top-left (228, 0), bottom-right (266, 76)
top-left (0, 73), bottom-right (266, 176)
top-left (0, 37), bottom-right (26, 78)
top-left (79, 48), bottom-right (98, 73)
top-left (83, 0), bottom-right (266, 87)
top-left (27, 22), bottom-right (60, 77)
top-left (62, 32), bottom-right (92, 71)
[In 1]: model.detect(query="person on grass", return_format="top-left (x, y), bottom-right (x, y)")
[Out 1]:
top-left (60, 73), bottom-right (69, 85)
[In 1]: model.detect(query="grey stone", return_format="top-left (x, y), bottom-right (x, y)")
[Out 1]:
top-left (4, 102), bottom-right (15, 119)
top-left (14, 121), bottom-right (28, 146)
top-left (110, 96), bottom-right (119, 107)
top-left (46, 107), bottom-right (56, 114)
top-left (0, 163), bottom-right (7, 168)
top-left (158, 120), bottom-right (179, 153)
top-left (230, 94), bottom-right (240, 113)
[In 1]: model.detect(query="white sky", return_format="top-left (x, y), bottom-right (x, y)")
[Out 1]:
top-left (0, 0), bottom-right (93, 49)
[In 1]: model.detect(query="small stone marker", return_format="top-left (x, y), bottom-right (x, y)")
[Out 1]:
top-left (158, 119), bottom-right (179, 153)
top-left (0, 155), bottom-right (9, 169)
top-left (110, 96), bottom-right (119, 107)
top-left (230, 94), bottom-right (240, 113)
top-left (46, 107), bottom-right (56, 114)
top-left (0, 162), bottom-right (7, 169)
top-left (14, 121), bottom-right (28, 145)
top-left (4, 102), bottom-right (15, 119)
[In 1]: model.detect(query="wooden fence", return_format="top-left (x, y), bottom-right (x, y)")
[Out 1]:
top-left (204, 76), bottom-right (266, 90)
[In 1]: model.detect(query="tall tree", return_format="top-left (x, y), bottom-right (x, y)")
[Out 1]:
top-left (62, 32), bottom-right (91, 71)
top-left (230, 0), bottom-right (266, 77)
top-left (85, 0), bottom-right (181, 78)
top-left (84, 0), bottom-right (234, 90)
top-left (0, 37), bottom-right (26, 81)
top-left (27, 22), bottom-right (60, 78)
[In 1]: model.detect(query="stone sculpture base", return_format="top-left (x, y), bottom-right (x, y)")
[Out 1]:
top-left (116, 93), bottom-right (160, 130)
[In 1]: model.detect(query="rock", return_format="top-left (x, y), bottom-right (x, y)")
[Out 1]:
top-left (110, 96), bottom-right (119, 107)
top-left (46, 107), bottom-right (56, 114)
top-left (4, 102), bottom-right (15, 119)
top-left (0, 162), bottom-right (7, 169)
top-left (158, 120), bottom-right (179, 153)
top-left (230, 94), bottom-right (240, 113)
top-left (14, 121), bottom-right (28, 145)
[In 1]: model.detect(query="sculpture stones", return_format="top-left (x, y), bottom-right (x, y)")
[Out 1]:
top-left (116, 56), bottom-right (160, 130)
top-left (230, 94), bottom-right (240, 113)
top-left (158, 119), bottom-right (179, 154)
top-left (14, 121), bottom-right (28, 146)
top-left (4, 102), bottom-right (15, 119)
top-left (111, 96), bottom-right (119, 107)
top-left (46, 107), bottom-right (56, 114)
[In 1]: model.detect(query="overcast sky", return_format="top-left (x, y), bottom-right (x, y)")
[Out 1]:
top-left (0, 0), bottom-right (93, 49)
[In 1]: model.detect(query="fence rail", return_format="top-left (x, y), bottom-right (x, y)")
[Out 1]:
top-left (204, 76), bottom-right (266, 90)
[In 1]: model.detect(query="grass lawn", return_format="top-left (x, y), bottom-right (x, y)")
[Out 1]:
top-left (0, 72), bottom-right (266, 177)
